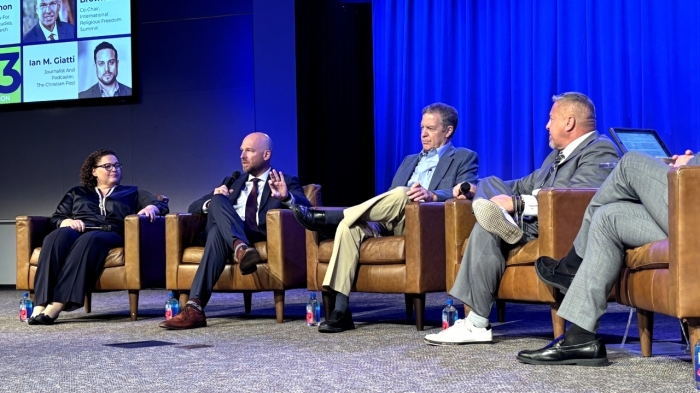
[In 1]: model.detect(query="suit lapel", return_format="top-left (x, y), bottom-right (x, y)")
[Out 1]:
top-left (258, 178), bottom-right (272, 212)
top-left (229, 176), bottom-right (248, 204)
top-left (556, 131), bottom-right (599, 173)
top-left (428, 144), bottom-right (455, 190)
top-left (398, 155), bottom-right (420, 186)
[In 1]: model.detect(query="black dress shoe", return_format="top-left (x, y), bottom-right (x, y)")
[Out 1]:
top-left (318, 309), bottom-right (355, 333)
top-left (27, 316), bottom-right (39, 325)
top-left (33, 313), bottom-right (57, 325)
top-left (535, 256), bottom-right (576, 293)
top-left (517, 335), bottom-right (609, 366)
top-left (291, 205), bottom-right (338, 238)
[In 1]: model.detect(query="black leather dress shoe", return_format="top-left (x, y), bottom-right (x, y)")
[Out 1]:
top-left (517, 335), bottom-right (609, 366)
top-left (535, 256), bottom-right (575, 293)
top-left (33, 313), bottom-right (57, 325)
top-left (318, 309), bottom-right (355, 333)
top-left (291, 205), bottom-right (337, 238)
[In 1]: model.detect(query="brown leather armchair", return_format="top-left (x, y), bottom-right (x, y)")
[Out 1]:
top-left (616, 166), bottom-right (700, 357)
top-left (445, 188), bottom-right (597, 338)
top-left (16, 213), bottom-right (167, 321)
top-left (306, 202), bottom-right (447, 330)
top-left (165, 184), bottom-right (321, 323)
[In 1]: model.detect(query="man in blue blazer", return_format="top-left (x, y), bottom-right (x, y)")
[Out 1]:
top-left (23, 1), bottom-right (74, 42)
top-left (291, 102), bottom-right (479, 332)
top-left (160, 132), bottom-right (311, 330)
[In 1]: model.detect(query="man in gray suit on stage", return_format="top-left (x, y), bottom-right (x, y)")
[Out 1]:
top-left (291, 102), bottom-right (480, 333)
top-left (424, 92), bottom-right (620, 346)
top-left (516, 149), bottom-right (698, 366)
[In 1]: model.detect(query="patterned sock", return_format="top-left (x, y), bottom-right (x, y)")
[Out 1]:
top-left (324, 210), bottom-right (344, 225)
top-left (334, 293), bottom-right (349, 313)
top-left (563, 323), bottom-right (595, 345)
top-left (186, 299), bottom-right (203, 312)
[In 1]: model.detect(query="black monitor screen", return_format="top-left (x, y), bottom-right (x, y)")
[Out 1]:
top-left (0, 0), bottom-right (135, 107)
top-left (609, 128), bottom-right (671, 158)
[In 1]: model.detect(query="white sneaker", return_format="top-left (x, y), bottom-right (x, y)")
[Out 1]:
top-left (472, 198), bottom-right (523, 244)
top-left (423, 318), bottom-right (493, 345)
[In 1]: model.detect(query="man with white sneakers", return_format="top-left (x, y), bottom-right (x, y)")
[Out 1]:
top-left (424, 92), bottom-right (619, 345)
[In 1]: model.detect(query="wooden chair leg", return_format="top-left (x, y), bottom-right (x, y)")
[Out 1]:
top-left (404, 294), bottom-right (414, 319)
top-left (637, 308), bottom-right (654, 357)
top-left (128, 290), bottom-right (139, 321)
top-left (84, 293), bottom-right (92, 314)
top-left (273, 290), bottom-right (285, 323)
top-left (496, 300), bottom-right (506, 323)
top-left (412, 294), bottom-right (426, 331)
top-left (687, 318), bottom-right (700, 375)
top-left (243, 292), bottom-right (252, 314)
top-left (179, 292), bottom-right (189, 309)
top-left (322, 291), bottom-right (335, 320)
top-left (551, 305), bottom-right (565, 338)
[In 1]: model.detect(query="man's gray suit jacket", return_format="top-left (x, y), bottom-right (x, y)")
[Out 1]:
top-left (506, 131), bottom-right (620, 194)
top-left (389, 143), bottom-right (479, 201)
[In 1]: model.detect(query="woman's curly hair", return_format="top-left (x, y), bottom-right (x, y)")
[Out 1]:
top-left (80, 149), bottom-right (119, 187)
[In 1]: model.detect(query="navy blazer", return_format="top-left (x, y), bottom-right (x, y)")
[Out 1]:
top-left (188, 172), bottom-right (311, 237)
top-left (23, 20), bottom-right (75, 42)
top-left (79, 82), bottom-right (133, 99)
top-left (389, 143), bottom-right (479, 201)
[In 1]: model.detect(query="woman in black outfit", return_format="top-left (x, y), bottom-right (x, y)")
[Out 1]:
top-left (29, 149), bottom-right (169, 325)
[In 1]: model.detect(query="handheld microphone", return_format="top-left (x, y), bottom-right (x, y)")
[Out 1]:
top-left (222, 171), bottom-right (242, 189)
top-left (85, 225), bottom-right (112, 231)
top-left (459, 182), bottom-right (472, 195)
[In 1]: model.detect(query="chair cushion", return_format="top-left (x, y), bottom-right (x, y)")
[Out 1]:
top-left (317, 236), bottom-right (406, 265)
top-left (30, 247), bottom-right (125, 268)
top-left (181, 242), bottom-right (268, 264)
top-left (625, 239), bottom-right (669, 270)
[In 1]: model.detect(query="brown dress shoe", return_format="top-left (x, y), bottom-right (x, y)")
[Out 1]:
top-left (235, 245), bottom-right (262, 275)
top-left (159, 304), bottom-right (206, 330)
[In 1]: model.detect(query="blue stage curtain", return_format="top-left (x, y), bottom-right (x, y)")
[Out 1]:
top-left (372, 0), bottom-right (700, 192)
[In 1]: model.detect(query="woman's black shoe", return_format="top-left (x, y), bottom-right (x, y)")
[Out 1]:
top-left (34, 313), bottom-right (57, 325)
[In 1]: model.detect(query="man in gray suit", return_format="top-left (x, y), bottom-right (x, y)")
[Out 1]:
top-left (517, 150), bottom-right (698, 366)
top-left (424, 92), bottom-right (619, 345)
top-left (79, 42), bottom-right (133, 99)
top-left (291, 102), bottom-right (479, 333)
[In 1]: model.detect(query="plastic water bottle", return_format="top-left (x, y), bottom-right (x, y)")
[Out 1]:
top-left (442, 299), bottom-right (458, 330)
top-left (695, 339), bottom-right (700, 389)
top-left (19, 292), bottom-right (33, 322)
top-left (164, 291), bottom-right (179, 320)
top-left (306, 292), bottom-right (320, 327)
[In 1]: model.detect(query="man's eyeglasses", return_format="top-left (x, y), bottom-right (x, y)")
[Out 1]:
top-left (39, 2), bottom-right (59, 11)
top-left (95, 163), bottom-right (123, 171)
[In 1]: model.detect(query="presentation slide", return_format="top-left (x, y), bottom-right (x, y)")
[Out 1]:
top-left (0, 0), bottom-right (133, 106)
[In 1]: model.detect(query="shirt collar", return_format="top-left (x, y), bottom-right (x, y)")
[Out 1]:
top-left (39, 22), bottom-right (58, 40)
top-left (99, 83), bottom-right (121, 97)
top-left (248, 168), bottom-right (271, 183)
top-left (560, 131), bottom-right (594, 162)
top-left (420, 142), bottom-right (452, 158)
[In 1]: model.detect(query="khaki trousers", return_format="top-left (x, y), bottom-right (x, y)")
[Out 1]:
top-left (322, 187), bottom-right (411, 295)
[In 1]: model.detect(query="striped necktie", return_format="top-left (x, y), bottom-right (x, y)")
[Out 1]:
top-left (539, 151), bottom-right (565, 188)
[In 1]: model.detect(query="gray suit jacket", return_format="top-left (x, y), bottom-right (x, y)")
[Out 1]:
top-left (79, 82), bottom-right (133, 99)
top-left (506, 131), bottom-right (620, 194)
top-left (23, 20), bottom-right (74, 42)
top-left (390, 143), bottom-right (479, 201)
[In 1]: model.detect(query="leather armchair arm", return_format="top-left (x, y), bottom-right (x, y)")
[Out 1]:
top-left (444, 198), bottom-right (476, 290)
top-left (405, 202), bottom-right (446, 293)
top-left (15, 216), bottom-right (53, 290)
top-left (266, 209), bottom-right (307, 287)
top-left (537, 188), bottom-right (597, 260)
top-left (124, 215), bottom-right (166, 289)
top-left (668, 166), bottom-right (700, 315)
top-left (165, 213), bottom-right (206, 289)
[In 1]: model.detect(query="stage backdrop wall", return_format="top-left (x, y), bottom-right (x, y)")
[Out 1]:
top-left (373, 0), bottom-right (700, 192)
top-left (0, 0), bottom-right (297, 284)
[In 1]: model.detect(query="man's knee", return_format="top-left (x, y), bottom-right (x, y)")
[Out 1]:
top-left (208, 194), bottom-right (229, 213)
